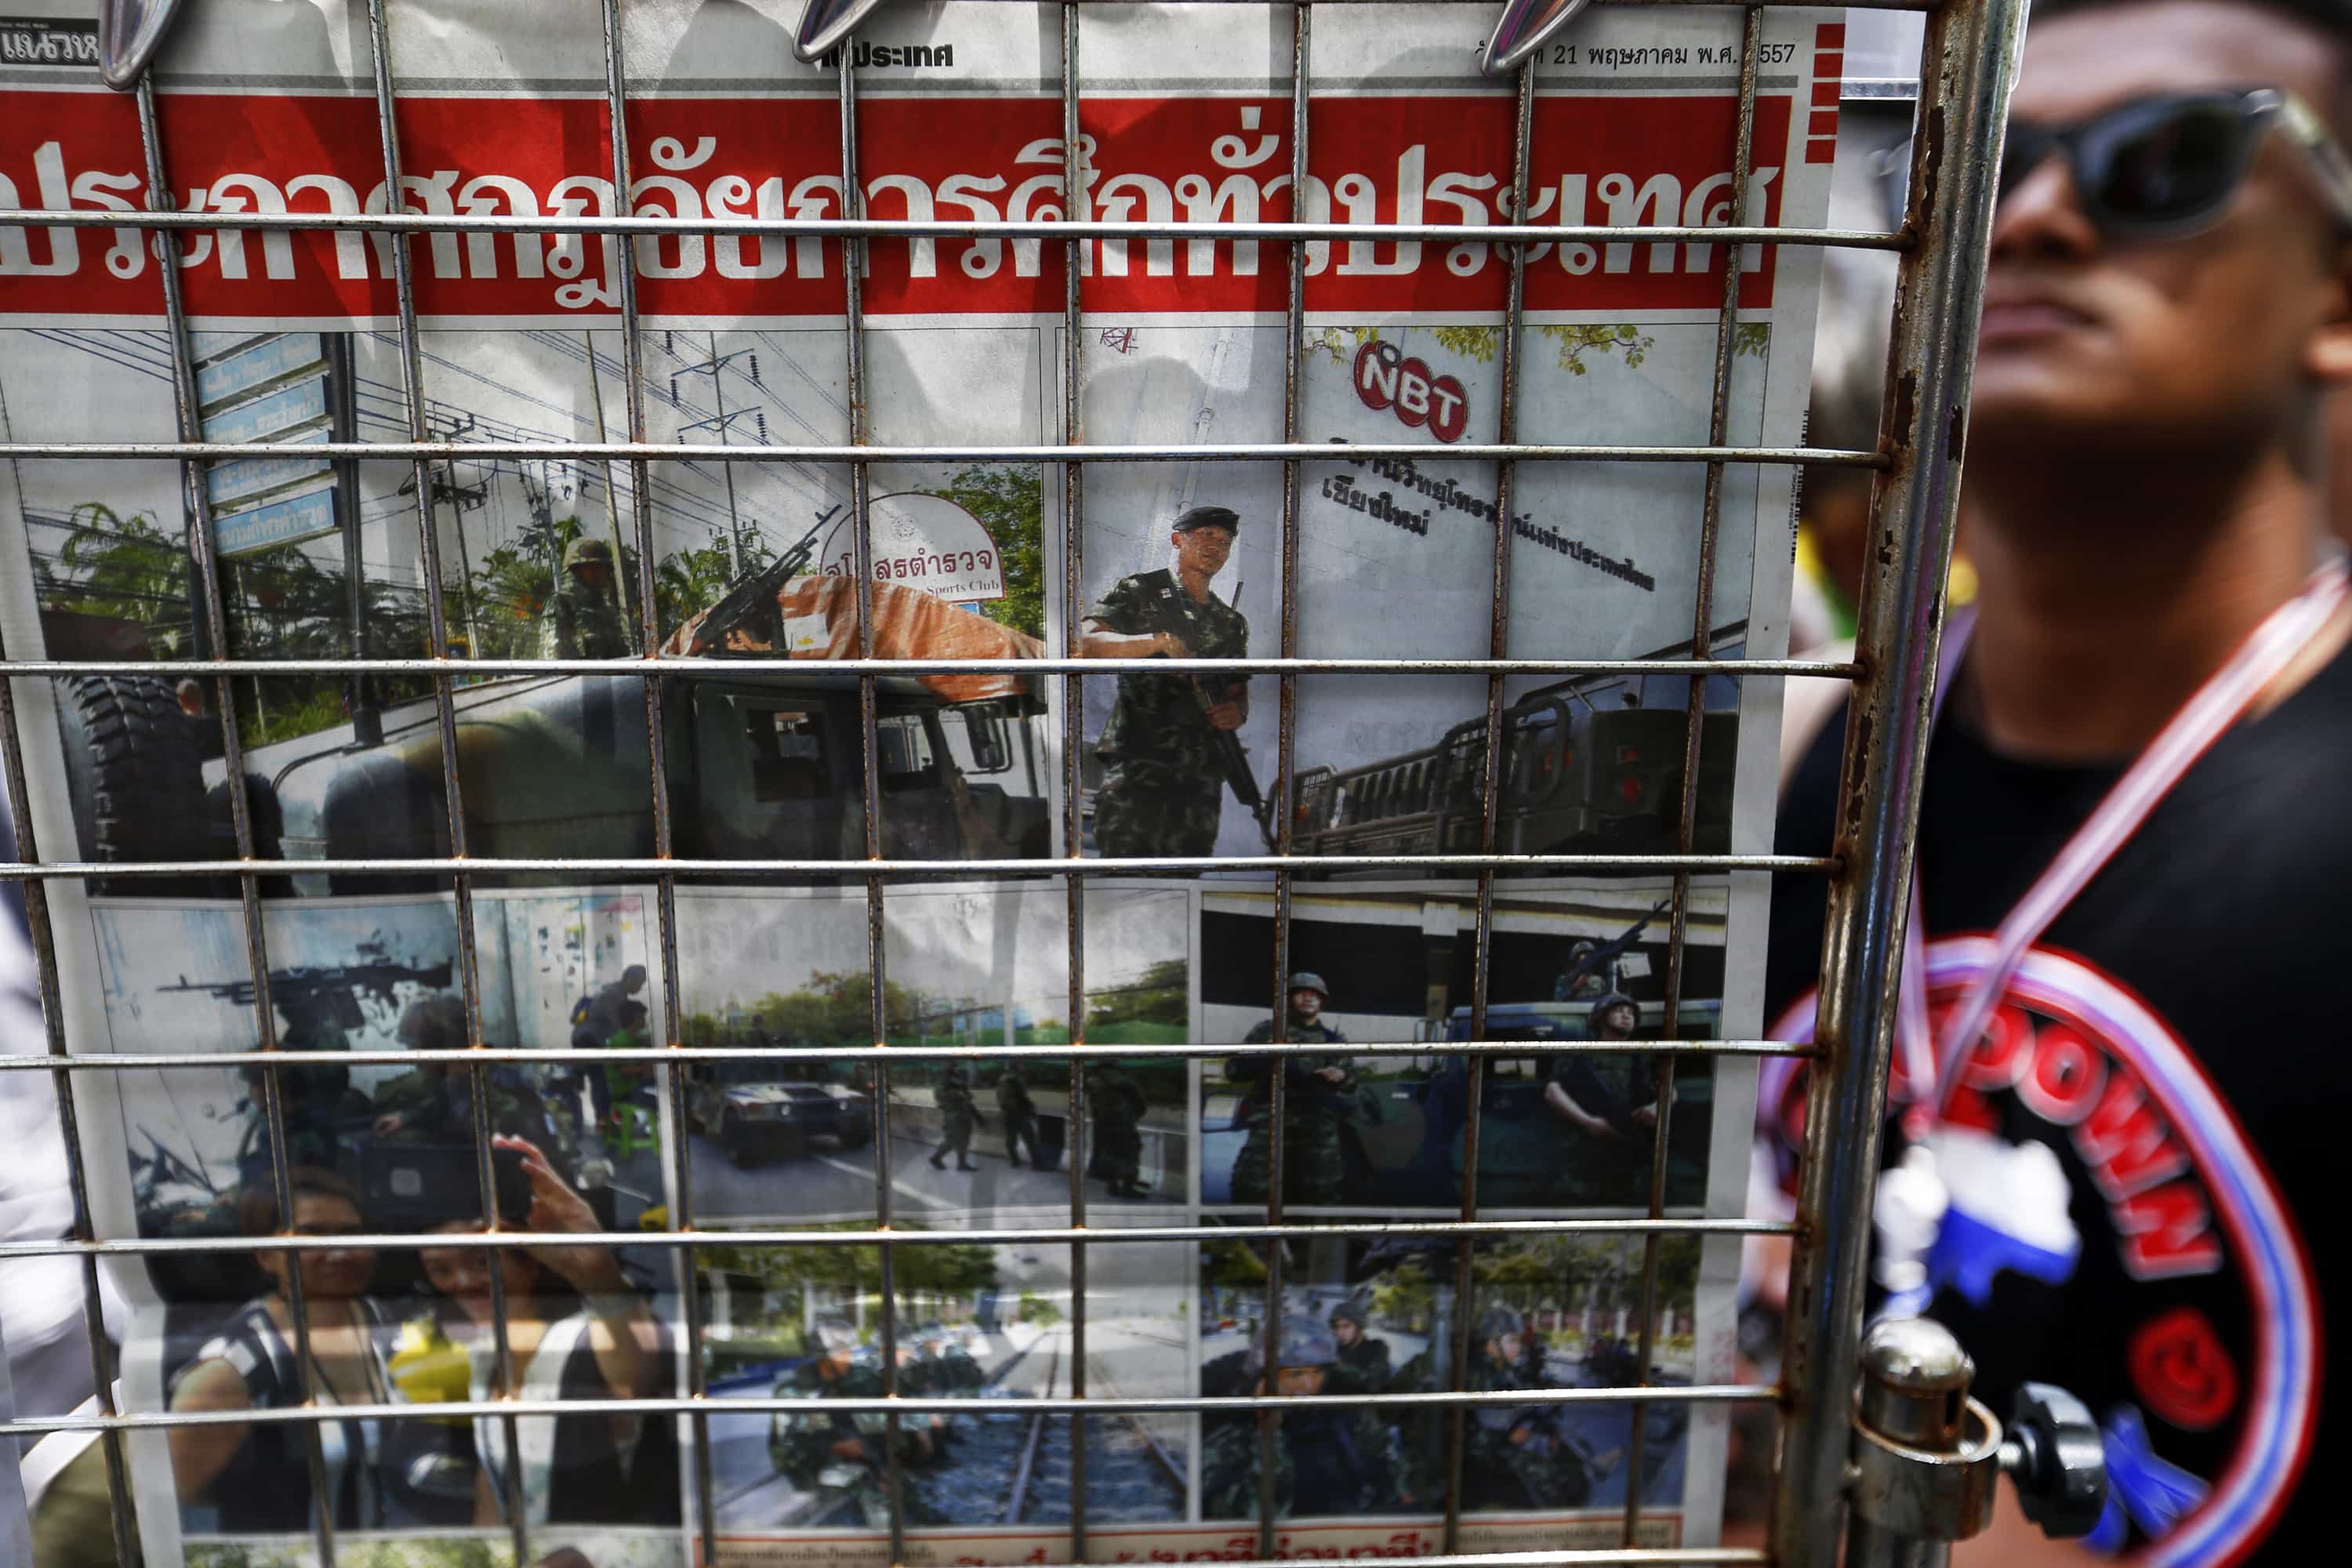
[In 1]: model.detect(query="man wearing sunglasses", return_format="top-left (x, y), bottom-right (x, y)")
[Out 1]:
top-left (1761, 2), bottom-right (2352, 1563)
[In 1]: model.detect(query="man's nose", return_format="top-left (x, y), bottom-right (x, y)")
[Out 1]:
top-left (1990, 147), bottom-right (2100, 260)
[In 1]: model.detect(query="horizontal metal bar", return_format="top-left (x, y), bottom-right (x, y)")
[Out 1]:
top-left (0, 852), bottom-right (1836, 878)
top-left (2, 655), bottom-right (1861, 680)
top-left (0, 1215), bottom-right (1795, 1263)
top-left (0, 208), bottom-right (1909, 251)
top-left (0, 1038), bottom-right (1817, 1072)
top-left (0, 438), bottom-right (1882, 468)
top-left (0, 1383), bottom-right (1776, 1444)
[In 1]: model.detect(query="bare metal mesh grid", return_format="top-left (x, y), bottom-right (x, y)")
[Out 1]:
top-left (0, 0), bottom-right (2024, 1565)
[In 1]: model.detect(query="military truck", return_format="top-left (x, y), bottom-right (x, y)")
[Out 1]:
top-left (686, 1062), bottom-right (875, 1167)
top-left (50, 664), bottom-right (1051, 895)
top-left (1288, 627), bottom-right (1745, 860)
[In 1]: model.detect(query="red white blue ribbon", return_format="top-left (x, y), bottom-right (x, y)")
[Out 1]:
top-left (1900, 555), bottom-right (2349, 1125)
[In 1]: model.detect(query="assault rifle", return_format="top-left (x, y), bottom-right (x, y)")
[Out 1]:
top-left (1136, 575), bottom-right (1279, 849)
top-left (1552, 895), bottom-right (1673, 1001)
top-left (159, 960), bottom-right (456, 1038)
top-left (681, 510), bottom-right (837, 656)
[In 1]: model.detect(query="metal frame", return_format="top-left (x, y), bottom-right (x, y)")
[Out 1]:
top-left (0, 0), bottom-right (2023, 1561)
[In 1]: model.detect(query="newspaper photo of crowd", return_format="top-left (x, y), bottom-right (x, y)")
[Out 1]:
top-left (1196, 1232), bottom-right (1700, 1522)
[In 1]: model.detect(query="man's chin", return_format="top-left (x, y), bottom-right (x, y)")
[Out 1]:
top-left (1965, 370), bottom-right (2151, 450)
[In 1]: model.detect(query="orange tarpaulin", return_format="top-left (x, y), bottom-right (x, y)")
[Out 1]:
top-left (665, 575), bottom-right (1044, 704)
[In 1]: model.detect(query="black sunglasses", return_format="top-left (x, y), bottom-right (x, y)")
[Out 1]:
top-left (2000, 87), bottom-right (2352, 239)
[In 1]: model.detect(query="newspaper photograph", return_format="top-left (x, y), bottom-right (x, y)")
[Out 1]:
top-left (0, 0), bottom-right (1831, 1561)
top-left (73, 890), bottom-right (686, 1568)
top-left (673, 881), bottom-right (1192, 1225)
top-left (1196, 879), bottom-right (1726, 1212)
top-left (699, 1236), bottom-right (1192, 1561)
top-left (1192, 1231), bottom-right (1717, 1541)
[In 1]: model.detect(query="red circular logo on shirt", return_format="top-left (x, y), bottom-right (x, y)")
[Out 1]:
top-left (2129, 1305), bottom-right (2240, 1432)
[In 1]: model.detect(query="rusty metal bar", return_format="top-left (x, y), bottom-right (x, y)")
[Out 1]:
top-left (1769, 0), bottom-right (2028, 1562)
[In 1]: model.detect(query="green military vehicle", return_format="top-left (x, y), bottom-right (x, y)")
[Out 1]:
top-left (1288, 627), bottom-right (1745, 861)
top-left (52, 665), bottom-right (1051, 894)
top-left (686, 1060), bottom-right (874, 1168)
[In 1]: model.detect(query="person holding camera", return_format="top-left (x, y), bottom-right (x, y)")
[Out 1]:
top-left (416, 1134), bottom-right (676, 1530)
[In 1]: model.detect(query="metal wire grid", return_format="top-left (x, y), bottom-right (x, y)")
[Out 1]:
top-left (0, 0), bottom-right (2025, 1566)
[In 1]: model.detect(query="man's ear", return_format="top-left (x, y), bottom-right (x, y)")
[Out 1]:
top-left (2306, 241), bottom-right (2352, 380)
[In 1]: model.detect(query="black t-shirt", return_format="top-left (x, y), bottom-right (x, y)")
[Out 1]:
top-left (1763, 637), bottom-right (2352, 1566)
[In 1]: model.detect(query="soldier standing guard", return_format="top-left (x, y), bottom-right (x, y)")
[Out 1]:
top-left (1229, 973), bottom-right (1364, 1206)
top-left (1081, 506), bottom-right (1250, 857)
top-left (929, 1064), bottom-right (980, 1171)
top-left (550, 536), bottom-right (633, 659)
top-left (1086, 1062), bottom-right (1151, 1199)
top-left (994, 1064), bottom-right (1042, 1168)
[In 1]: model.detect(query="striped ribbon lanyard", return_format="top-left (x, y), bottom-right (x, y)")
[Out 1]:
top-left (1894, 555), bottom-right (2350, 1134)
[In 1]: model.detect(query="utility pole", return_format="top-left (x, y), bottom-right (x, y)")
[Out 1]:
top-left (581, 332), bottom-right (640, 648)
top-left (400, 410), bottom-right (487, 658)
top-left (670, 330), bottom-right (768, 577)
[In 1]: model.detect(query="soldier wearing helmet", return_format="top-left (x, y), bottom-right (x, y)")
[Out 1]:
top-left (1539, 990), bottom-right (1671, 1204)
top-left (1461, 1305), bottom-right (1594, 1512)
top-left (1229, 972), bottom-right (1371, 1206)
top-left (1201, 1312), bottom-right (1409, 1519)
top-left (1080, 504), bottom-right (1250, 857)
top-left (768, 1316), bottom-right (942, 1526)
top-left (927, 1063), bottom-right (981, 1173)
top-left (1086, 1059), bottom-right (1152, 1199)
top-left (551, 535), bottom-right (633, 660)
top-left (1325, 1297), bottom-right (1394, 1395)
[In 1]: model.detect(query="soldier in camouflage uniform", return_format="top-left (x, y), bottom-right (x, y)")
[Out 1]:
top-left (770, 1318), bottom-right (942, 1526)
top-left (928, 1064), bottom-right (980, 1171)
top-left (1461, 1308), bottom-right (1593, 1512)
top-left (1201, 1314), bottom-right (1410, 1519)
top-left (1229, 973), bottom-right (1367, 1206)
top-left (1086, 1062), bottom-right (1151, 1198)
top-left (371, 995), bottom-right (546, 1147)
top-left (550, 536), bottom-right (633, 659)
top-left (1081, 506), bottom-right (1250, 858)
top-left (995, 1065), bottom-right (1043, 1168)
top-left (1326, 1298), bottom-right (1394, 1396)
top-left (1543, 991), bottom-right (1670, 1203)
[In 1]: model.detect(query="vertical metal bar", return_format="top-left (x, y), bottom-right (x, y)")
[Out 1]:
top-left (1769, 1), bottom-right (2026, 1563)
top-left (330, 333), bottom-right (368, 701)
top-left (1622, 8), bottom-right (1764, 1544)
top-left (1057, 5), bottom-right (1091, 1555)
top-left (1440, 54), bottom-right (1534, 1557)
top-left (0, 676), bottom-right (138, 1568)
top-left (1255, 5), bottom-right (1312, 1551)
top-left (836, 50), bottom-right (908, 1565)
top-left (129, 74), bottom-right (340, 1568)
top-left (581, 330), bottom-right (641, 647)
top-left (356, 5), bottom-right (527, 1559)
top-left (592, 4), bottom-right (716, 1560)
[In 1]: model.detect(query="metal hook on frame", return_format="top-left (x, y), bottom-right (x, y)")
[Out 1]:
top-left (97, 0), bottom-right (191, 90)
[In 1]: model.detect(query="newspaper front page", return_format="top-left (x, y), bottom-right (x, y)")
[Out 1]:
top-left (0, 1), bottom-right (1837, 1563)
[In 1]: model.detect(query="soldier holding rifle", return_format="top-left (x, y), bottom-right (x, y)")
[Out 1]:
top-left (1081, 505), bottom-right (1258, 857)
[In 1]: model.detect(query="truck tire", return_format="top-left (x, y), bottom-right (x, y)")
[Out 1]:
top-left (54, 674), bottom-right (216, 895)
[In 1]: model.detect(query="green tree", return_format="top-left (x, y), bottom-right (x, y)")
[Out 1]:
top-left (34, 503), bottom-right (193, 655)
top-left (1086, 957), bottom-right (1187, 1030)
top-left (925, 463), bottom-right (1044, 641)
top-left (1018, 1288), bottom-right (1063, 1327)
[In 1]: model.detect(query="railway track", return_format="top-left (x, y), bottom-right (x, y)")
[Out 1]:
top-left (998, 1333), bottom-right (1189, 1525)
